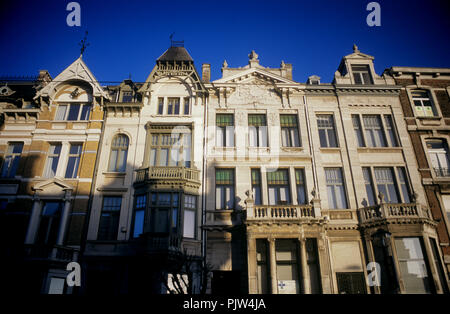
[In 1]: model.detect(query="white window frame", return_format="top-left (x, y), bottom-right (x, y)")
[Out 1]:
top-left (55, 103), bottom-right (92, 121)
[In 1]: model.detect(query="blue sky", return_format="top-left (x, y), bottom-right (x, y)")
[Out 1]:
top-left (0, 0), bottom-right (449, 84)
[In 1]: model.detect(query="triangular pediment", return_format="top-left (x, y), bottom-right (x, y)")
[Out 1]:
top-left (213, 68), bottom-right (296, 85)
top-left (33, 178), bottom-right (73, 192)
top-left (35, 56), bottom-right (109, 100)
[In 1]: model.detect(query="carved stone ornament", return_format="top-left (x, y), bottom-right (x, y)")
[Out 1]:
top-left (0, 85), bottom-right (16, 96)
top-left (227, 84), bottom-right (281, 105)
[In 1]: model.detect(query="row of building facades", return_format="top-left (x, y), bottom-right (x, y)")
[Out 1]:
top-left (1, 44), bottom-right (450, 294)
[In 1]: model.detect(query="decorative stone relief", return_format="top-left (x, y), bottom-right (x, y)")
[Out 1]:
top-left (227, 82), bottom-right (281, 106)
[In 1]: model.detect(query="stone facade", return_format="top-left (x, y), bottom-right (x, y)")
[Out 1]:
top-left (1, 45), bottom-right (449, 294)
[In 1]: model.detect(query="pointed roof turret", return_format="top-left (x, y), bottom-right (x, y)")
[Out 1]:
top-left (156, 46), bottom-right (193, 62)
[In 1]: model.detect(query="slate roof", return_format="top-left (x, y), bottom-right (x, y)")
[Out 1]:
top-left (157, 46), bottom-right (193, 62)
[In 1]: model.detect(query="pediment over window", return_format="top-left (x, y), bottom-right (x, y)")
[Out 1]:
top-left (33, 178), bottom-right (73, 197)
top-left (213, 68), bottom-right (296, 85)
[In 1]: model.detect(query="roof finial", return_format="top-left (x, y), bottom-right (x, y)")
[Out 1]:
top-left (222, 60), bottom-right (228, 68)
top-left (353, 43), bottom-right (359, 53)
top-left (249, 50), bottom-right (259, 61)
top-left (79, 31), bottom-right (89, 57)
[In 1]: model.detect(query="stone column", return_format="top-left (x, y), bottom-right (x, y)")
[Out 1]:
top-left (24, 195), bottom-right (43, 244)
top-left (56, 190), bottom-right (72, 246)
top-left (269, 238), bottom-right (278, 294)
top-left (247, 235), bottom-right (258, 294)
top-left (365, 236), bottom-right (381, 294)
top-left (299, 237), bottom-right (311, 294)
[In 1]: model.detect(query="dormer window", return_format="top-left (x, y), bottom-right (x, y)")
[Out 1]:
top-left (122, 91), bottom-right (133, 102)
top-left (56, 103), bottom-right (91, 121)
top-left (351, 65), bottom-right (373, 85)
top-left (411, 90), bottom-right (437, 117)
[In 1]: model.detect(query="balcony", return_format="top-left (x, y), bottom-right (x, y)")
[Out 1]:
top-left (245, 204), bottom-right (324, 224)
top-left (434, 167), bottom-right (450, 178)
top-left (135, 167), bottom-right (201, 184)
top-left (23, 244), bottom-right (79, 263)
top-left (145, 234), bottom-right (181, 252)
top-left (358, 203), bottom-right (431, 225)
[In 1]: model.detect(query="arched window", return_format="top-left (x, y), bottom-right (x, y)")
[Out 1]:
top-left (108, 134), bottom-right (129, 172)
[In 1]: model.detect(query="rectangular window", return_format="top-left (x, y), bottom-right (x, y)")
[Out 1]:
top-left (167, 98), bottom-right (180, 115)
top-left (267, 169), bottom-right (291, 205)
top-left (122, 91), bottom-right (133, 102)
top-left (216, 114), bottom-right (235, 147)
top-left (256, 239), bottom-right (269, 294)
top-left (251, 169), bottom-right (262, 205)
top-left (295, 169), bottom-right (307, 205)
top-left (412, 90), bottom-right (437, 117)
top-left (183, 195), bottom-right (196, 238)
top-left (158, 97), bottom-right (164, 115)
top-left (325, 168), bottom-right (348, 209)
top-left (280, 115), bottom-right (300, 147)
top-left (248, 114), bottom-right (268, 147)
top-left (363, 115), bottom-right (387, 147)
top-left (427, 140), bottom-right (450, 177)
top-left (149, 193), bottom-right (179, 233)
top-left (394, 237), bottom-right (433, 294)
top-left (98, 196), bottom-right (122, 241)
top-left (216, 169), bottom-right (235, 210)
top-left (352, 65), bottom-right (373, 85)
top-left (36, 201), bottom-right (63, 245)
top-left (150, 131), bottom-right (191, 167)
top-left (48, 277), bottom-right (66, 294)
top-left (397, 167), bottom-right (411, 203)
top-left (384, 115), bottom-right (399, 147)
top-left (362, 167), bottom-right (376, 206)
top-left (317, 114), bottom-right (338, 148)
top-left (374, 168), bottom-right (400, 203)
top-left (1, 142), bottom-right (23, 178)
top-left (64, 144), bottom-right (82, 178)
top-left (336, 272), bottom-right (367, 294)
top-left (44, 144), bottom-right (62, 178)
top-left (352, 115), bottom-right (365, 147)
top-left (183, 97), bottom-right (190, 115)
top-left (55, 103), bottom-right (91, 121)
top-left (133, 195), bottom-right (146, 238)
top-left (276, 239), bottom-right (300, 294)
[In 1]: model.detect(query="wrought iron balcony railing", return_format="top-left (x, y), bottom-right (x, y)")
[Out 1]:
top-left (135, 166), bottom-right (200, 183)
top-left (358, 203), bottom-right (430, 224)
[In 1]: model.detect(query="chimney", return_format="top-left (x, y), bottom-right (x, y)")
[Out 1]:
top-left (202, 64), bottom-right (211, 83)
top-left (285, 63), bottom-right (293, 80)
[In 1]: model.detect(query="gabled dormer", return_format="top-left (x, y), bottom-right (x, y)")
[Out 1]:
top-left (333, 44), bottom-right (394, 85)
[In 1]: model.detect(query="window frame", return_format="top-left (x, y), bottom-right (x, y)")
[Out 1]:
top-left (325, 167), bottom-right (348, 209)
top-left (251, 168), bottom-right (262, 205)
top-left (364, 166), bottom-right (412, 204)
top-left (215, 168), bottom-right (235, 210)
top-left (248, 114), bottom-right (268, 148)
top-left (132, 194), bottom-right (147, 239)
top-left (317, 114), bottom-right (338, 148)
top-left (351, 64), bottom-right (374, 85)
top-left (0, 142), bottom-right (24, 178)
top-left (352, 114), bottom-right (400, 148)
top-left (182, 194), bottom-right (197, 239)
top-left (55, 103), bottom-right (92, 121)
top-left (216, 113), bottom-right (235, 148)
top-left (43, 143), bottom-right (62, 178)
top-left (295, 168), bottom-right (307, 205)
top-left (280, 114), bottom-right (301, 147)
top-left (108, 134), bottom-right (129, 172)
top-left (97, 196), bottom-right (122, 241)
top-left (267, 169), bottom-right (291, 205)
top-left (64, 143), bottom-right (83, 178)
top-left (148, 129), bottom-right (192, 168)
top-left (410, 89), bottom-right (438, 118)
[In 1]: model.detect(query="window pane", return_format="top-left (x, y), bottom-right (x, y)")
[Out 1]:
top-left (362, 167), bottom-right (376, 206)
top-left (150, 148), bottom-right (156, 166)
top-left (67, 104), bottom-right (81, 120)
top-left (159, 149), bottom-right (169, 166)
top-left (117, 149), bottom-right (127, 172)
top-left (225, 126), bottom-right (234, 147)
top-left (65, 157), bottom-right (79, 178)
top-left (184, 98), bottom-right (190, 115)
top-left (281, 128), bottom-right (290, 147)
top-left (158, 98), bottom-right (164, 115)
top-left (216, 127), bottom-right (225, 147)
top-left (249, 126), bottom-right (258, 147)
top-left (259, 126), bottom-right (268, 147)
top-left (108, 150), bottom-right (118, 171)
top-left (290, 128), bottom-right (300, 147)
top-left (183, 209), bottom-right (195, 238)
top-left (384, 115), bottom-right (398, 147)
top-left (56, 105), bottom-right (67, 120)
top-left (133, 210), bottom-right (144, 238)
top-left (80, 105), bottom-right (91, 120)
top-left (352, 115), bottom-right (365, 147)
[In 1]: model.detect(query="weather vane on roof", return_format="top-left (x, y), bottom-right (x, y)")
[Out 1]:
top-left (79, 31), bottom-right (90, 57)
top-left (169, 32), bottom-right (184, 47)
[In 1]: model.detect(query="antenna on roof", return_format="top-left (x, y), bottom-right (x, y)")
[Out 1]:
top-left (170, 32), bottom-right (184, 47)
top-left (79, 31), bottom-right (90, 57)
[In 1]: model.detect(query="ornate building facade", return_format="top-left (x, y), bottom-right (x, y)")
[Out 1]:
top-left (1, 45), bottom-right (449, 294)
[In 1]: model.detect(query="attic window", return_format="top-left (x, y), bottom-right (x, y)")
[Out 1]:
top-left (351, 65), bottom-right (373, 85)
top-left (122, 91), bottom-right (133, 102)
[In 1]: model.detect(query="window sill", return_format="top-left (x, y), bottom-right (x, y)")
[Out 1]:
top-left (281, 146), bottom-right (303, 151)
top-left (319, 147), bottom-right (341, 151)
top-left (357, 147), bottom-right (403, 153)
top-left (103, 172), bottom-right (126, 178)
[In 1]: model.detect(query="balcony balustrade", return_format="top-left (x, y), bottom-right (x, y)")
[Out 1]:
top-left (434, 167), bottom-right (450, 178)
top-left (135, 166), bottom-right (200, 184)
top-left (23, 244), bottom-right (79, 262)
top-left (358, 202), bottom-right (430, 224)
top-left (246, 204), bottom-right (316, 221)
